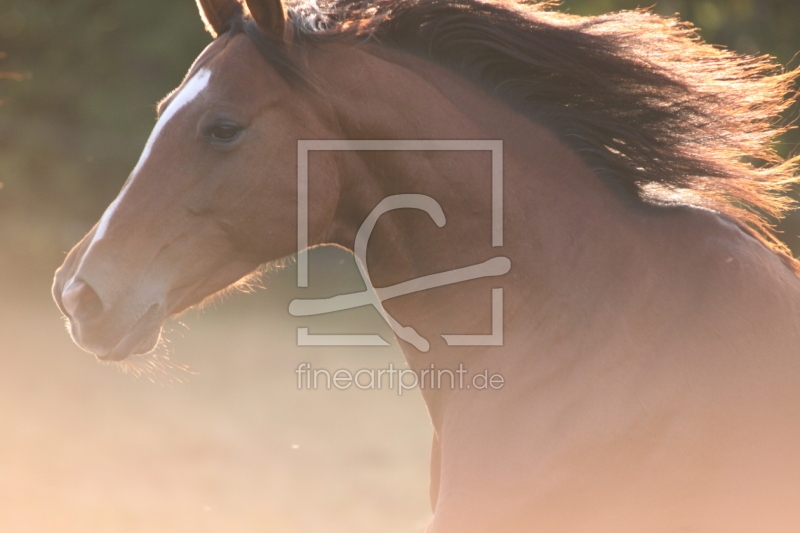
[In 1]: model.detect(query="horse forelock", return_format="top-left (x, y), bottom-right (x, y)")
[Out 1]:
top-left (238, 0), bottom-right (799, 268)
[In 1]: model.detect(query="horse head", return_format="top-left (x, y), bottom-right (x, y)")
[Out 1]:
top-left (53, 0), bottom-right (339, 360)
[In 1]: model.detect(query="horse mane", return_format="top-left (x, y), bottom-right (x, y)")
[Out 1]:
top-left (247, 0), bottom-right (800, 266)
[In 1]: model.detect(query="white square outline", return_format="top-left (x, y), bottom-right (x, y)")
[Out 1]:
top-left (296, 140), bottom-right (504, 348)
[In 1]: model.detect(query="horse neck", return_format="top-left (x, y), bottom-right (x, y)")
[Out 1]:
top-left (310, 43), bottom-right (660, 412)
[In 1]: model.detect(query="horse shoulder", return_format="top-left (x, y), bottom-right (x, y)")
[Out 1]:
top-left (646, 205), bottom-right (800, 393)
top-left (681, 208), bottom-right (800, 316)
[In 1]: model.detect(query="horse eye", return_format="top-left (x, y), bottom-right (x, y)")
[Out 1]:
top-left (206, 122), bottom-right (243, 142)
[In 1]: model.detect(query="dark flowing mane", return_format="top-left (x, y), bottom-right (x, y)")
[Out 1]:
top-left (246, 0), bottom-right (800, 265)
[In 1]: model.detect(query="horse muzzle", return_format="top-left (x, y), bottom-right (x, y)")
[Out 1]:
top-left (53, 272), bottom-right (167, 361)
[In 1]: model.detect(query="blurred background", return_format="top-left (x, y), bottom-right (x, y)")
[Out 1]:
top-left (0, 0), bottom-right (799, 531)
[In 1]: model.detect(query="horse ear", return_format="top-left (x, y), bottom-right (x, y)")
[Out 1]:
top-left (196, 0), bottom-right (242, 38)
top-left (244, 0), bottom-right (287, 41)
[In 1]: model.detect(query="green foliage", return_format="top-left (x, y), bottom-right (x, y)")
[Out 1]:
top-left (0, 0), bottom-right (209, 266)
top-left (564, 0), bottom-right (800, 65)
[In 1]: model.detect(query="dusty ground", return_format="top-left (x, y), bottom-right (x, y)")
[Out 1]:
top-left (0, 249), bottom-right (432, 533)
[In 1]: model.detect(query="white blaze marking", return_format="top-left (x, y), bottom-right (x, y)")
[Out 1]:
top-left (89, 68), bottom-right (212, 246)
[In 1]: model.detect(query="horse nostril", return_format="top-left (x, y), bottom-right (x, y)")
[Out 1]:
top-left (61, 279), bottom-right (104, 322)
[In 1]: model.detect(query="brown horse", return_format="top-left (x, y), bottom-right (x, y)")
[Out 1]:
top-left (53, 0), bottom-right (800, 530)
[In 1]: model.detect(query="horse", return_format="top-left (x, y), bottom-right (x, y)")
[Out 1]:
top-left (53, 0), bottom-right (800, 530)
